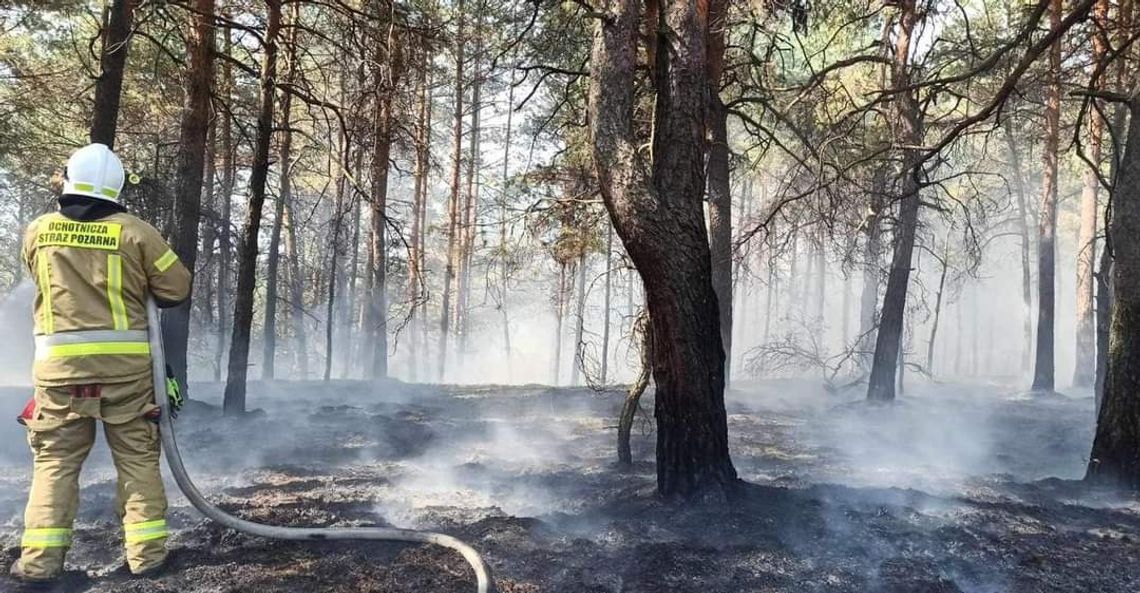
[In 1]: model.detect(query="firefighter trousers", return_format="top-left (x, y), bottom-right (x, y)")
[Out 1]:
top-left (16, 378), bottom-right (167, 579)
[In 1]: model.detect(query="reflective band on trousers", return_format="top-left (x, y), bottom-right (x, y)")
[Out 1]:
top-left (22, 527), bottom-right (71, 548)
top-left (35, 330), bottom-right (150, 360)
top-left (124, 519), bottom-right (167, 543)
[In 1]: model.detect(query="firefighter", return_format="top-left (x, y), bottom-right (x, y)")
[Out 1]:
top-left (10, 143), bottom-right (191, 583)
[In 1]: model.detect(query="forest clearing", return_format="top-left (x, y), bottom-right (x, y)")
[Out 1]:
top-left (2, 0), bottom-right (1140, 591)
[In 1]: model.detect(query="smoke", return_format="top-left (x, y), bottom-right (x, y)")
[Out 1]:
top-left (0, 281), bottom-right (34, 386)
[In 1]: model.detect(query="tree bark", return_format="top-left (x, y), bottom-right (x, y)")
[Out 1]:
top-left (262, 3), bottom-right (299, 380)
top-left (1031, 0), bottom-right (1063, 393)
top-left (590, 0), bottom-right (737, 498)
top-left (1086, 94), bottom-right (1140, 488)
top-left (457, 7), bottom-right (483, 362)
top-left (601, 223), bottom-right (614, 384)
top-left (90, 0), bottom-right (134, 147)
top-left (223, 0), bottom-right (280, 415)
top-left (215, 19), bottom-right (235, 383)
top-left (499, 48), bottom-right (517, 376)
top-left (283, 200), bottom-right (308, 379)
top-left (367, 15), bottom-right (399, 380)
top-left (408, 51), bottom-right (431, 382)
top-left (162, 0), bottom-right (214, 393)
top-left (571, 251), bottom-right (588, 386)
top-left (1075, 0), bottom-right (1108, 388)
top-left (439, 0), bottom-right (466, 381)
top-left (706, 0), bottom-right (732, 385)
top-left (1098, 0), bottom-right (1133, 405)
top-left (552, 262), bottom-right (567, 384)
top-left (867, 0), bottom-right (923, 402)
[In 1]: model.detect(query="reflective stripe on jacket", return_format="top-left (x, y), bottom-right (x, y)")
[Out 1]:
top-left (24, 211), bottom-right (191, 386)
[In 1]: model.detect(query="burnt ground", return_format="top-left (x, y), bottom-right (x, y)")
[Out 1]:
top-left (0, 379), bottom-right (1137, 593)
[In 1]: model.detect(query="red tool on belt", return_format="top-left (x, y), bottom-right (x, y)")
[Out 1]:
top-left (17, 398), bottom-right (35, 426)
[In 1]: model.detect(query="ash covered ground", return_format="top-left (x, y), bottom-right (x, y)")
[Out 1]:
top-left (0, 379), bottom-right (1137, 593)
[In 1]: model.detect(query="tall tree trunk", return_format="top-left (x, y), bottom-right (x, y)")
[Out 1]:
top-left (262, 3), bottom-right (299, 380)
top-left (439, 0), bottom-right (466, 381)
top-left (1032, 0), bottom-right (1063, 393)
top-left (706, 0), bottom-right (731, 384)
top-left (601, 223), bottom-right (614, 384)
top-left (223, 0), bottom-right (280, 415)
top-left (1098, 0), bottom-right (1133, 404)
top-left (162, 0), bottom-right (214, 392)
top-left (590, 0), bottom-right (737, 498)
top-left (867, 0), bottom-right (923, 402)
top-left (1075, 0), bottom-right (1109, 388)
top-left (215, 18), bottom-right (235, 383)
top-left (90, 0), bottom-right (134, 147)
top-left (457, 13), bottom-right (483, 362)
top-left (408, 51), bottom-right (431, 383)
top-left (200, 114), bottom-right (218, 333)
top-left (552, 262), bottom-right (566, 385)
top-left (1005, 121), bottom-right (1035, 374)
top-left (571, 251), bottom-right (588, 386)
top-left (325, 132), bottom-right (350, 381)
top-left (1086, 94), bottom-right (1140, 488)
top-left (499, 48), bottom-right (517, 375)
top-left (367, 17), bottom-right (399, 380)
top-left (283, 200), bottom-right (308, 379)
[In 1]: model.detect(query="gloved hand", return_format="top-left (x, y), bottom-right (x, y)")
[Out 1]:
top-left (165, 364), bottom-right (184, 419)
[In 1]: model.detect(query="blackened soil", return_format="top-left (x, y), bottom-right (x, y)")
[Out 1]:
top-left (0, 379), bottom-right (1136, 593)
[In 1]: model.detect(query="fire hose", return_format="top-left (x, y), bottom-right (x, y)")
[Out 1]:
top-left (145, 298), bottom-right (497, 593)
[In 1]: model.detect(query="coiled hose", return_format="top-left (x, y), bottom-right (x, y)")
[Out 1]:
top-left (145, 298), bottom-right (497, 593)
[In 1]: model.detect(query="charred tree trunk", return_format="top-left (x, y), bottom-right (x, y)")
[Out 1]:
top-left (1031, 0), bottom-right (1063, 393)
top-left (90, 0), bottom-right (134, 147)
top-left (867, 0), bottom-right (923, 402)
top-left (708, 102), bottom-right (732, 384)
top-left (439, 0), bottom-right (466, 381)
top-left (706, 0), bottom-right (731, 384)
top-left (223, 0), bottom-right (280, 415)
top-left (162, 0), bottom-right (214, 392)
top-left (262, 4), bottom-right (299, 381)
top-left (1087, 94), bottom-right (1140, 488)
top-left (590, 0), bottom-right (737, 498)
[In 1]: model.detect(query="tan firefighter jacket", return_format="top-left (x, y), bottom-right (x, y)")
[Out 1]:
top-left (23, 211), bottom-right (191, 388)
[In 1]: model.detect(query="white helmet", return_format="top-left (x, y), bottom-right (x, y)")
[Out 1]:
top-left (63, 143), bottom-right (125, 202)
